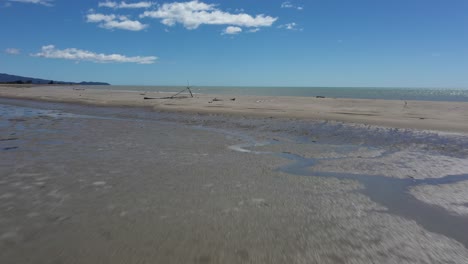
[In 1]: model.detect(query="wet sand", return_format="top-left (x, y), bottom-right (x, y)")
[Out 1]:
top-left (1, 85), bottom-right (468, 133)
top-left (411, 181), bottom-right (468, 217)
top-left (1, 98), bottom-right (468, 263)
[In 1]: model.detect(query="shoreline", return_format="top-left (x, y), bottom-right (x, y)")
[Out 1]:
top-left (1, 85), bottom-right (468, 133)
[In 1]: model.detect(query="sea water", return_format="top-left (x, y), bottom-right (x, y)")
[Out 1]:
top-left (80, 85), bottom-right (468, 102)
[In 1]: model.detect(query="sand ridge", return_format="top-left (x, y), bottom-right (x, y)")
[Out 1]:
top-left (1, 85), bottom-right (468, 133)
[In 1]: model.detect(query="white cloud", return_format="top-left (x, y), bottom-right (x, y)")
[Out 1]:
top-left (99, 1), bottom-right (154, 9)
top-left (31, 45), bottom-right (157, 64)
top-left (103, 18), bottom-right (147, 31)
top-left (248, 28), bottom-right (260, 33)
top-left (87, 13), bottom-right (148, 31)
top-left (222, 26), bottom-right (242, 35)
top-left (5, 48), bottom-right (20, 55)
top-left (281, 1), bottom-right (303, 10)
top-left (8, 0), bottom-right (53, 6)
top-left (278, 22), bottom-right (302, 31)
top-left (140, 0), bottom-right (277, 30)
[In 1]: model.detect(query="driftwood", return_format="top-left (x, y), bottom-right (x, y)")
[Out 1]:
top-left (144, 96), bottom-right (188, 100)
top-left (144, 86), bottom-right (194, 100)
top-left (208, 98), bottom-right (224, 103)
top-left (209, 97), bottom-right (236, 103)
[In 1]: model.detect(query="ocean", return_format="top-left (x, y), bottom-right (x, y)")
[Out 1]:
top-left (84, 85), bottom-right (468, 102)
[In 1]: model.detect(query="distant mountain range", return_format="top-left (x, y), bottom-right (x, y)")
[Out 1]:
top-left (0, 73), bottom-right (110, 85)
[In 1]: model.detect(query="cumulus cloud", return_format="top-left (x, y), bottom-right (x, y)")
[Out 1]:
top-left (87, 13), bottom-right (148, 31)
top-left (8, 0), bottom-right (53, 6)
top-left (281, 1), bottom-right (303, 10)
top-left (5, 48), bottom-right (21, 55)
top-left (98, 1), bottom-right (154, 9)
top-left (222, 26), bottom-right (242, 35)
top-left (140, 0), bottom-right (277, 30)
top-left (31, 45), bottom-right (157, 64)
top-left (278, 22), bottom-right (302, 31)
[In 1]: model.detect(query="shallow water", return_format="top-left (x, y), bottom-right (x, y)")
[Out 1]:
top-left (279, 152), bottom-right (468, 248)
top-left (225, 135), bottom-right (468, 248)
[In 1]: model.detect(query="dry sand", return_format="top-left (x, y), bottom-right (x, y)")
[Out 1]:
top-left (1, 85), bottom-right (468, 133)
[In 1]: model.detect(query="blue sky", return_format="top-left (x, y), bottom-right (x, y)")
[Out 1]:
top-left (1, 0), bottom-right (467, 87)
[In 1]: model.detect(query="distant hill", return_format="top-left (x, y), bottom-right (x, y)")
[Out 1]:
top-left (0, 73), bottom-right (110, 85)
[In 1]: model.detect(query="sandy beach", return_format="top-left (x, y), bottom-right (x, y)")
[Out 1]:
top-left (4, 0), bottom-right (468, 262)
top-left (1, 85), bottom-right (468, 133)
top-left (1, 88), bottom-right (468, 263)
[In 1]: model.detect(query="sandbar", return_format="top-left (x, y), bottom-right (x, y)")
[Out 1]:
top-left (1, 85), bottom-right (468, 133)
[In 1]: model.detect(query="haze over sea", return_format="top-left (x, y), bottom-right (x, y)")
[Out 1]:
top-left (91, 86), bottom-right (468, 102)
